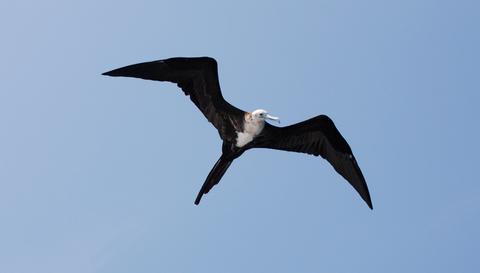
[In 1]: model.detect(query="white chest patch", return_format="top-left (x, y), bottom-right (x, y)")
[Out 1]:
top-left (235, 119), bottom-right (265, 147)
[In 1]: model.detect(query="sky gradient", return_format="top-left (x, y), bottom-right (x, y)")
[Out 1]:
top-left (1, 1), bottom-right (479, 272)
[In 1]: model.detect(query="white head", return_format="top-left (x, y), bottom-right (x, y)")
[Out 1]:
top-left (251, 109), bottom-right (280, 123)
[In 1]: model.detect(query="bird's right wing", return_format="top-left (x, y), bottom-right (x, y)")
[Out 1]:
top-left (256, 115), bottom-right (373, 209)
top-left (103, 57), bottom-right (245, 142)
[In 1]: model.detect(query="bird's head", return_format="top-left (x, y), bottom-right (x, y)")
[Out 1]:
top-left (251, 109), bottom-right (280, 123)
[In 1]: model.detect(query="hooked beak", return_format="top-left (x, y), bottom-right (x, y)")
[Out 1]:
top-left (266, 114), bottom-right (281, 124)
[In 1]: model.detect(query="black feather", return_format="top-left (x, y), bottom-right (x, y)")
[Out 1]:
top-left (103, 57), bottom-right (373, 209)
top-left (256, 115), bottom-right (373, 209)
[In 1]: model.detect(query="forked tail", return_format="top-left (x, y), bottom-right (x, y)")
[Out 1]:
top-left (194, 156), bottom-right (232, 205)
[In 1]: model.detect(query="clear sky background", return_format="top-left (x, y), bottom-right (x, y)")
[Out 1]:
top-left (1, 1), bottom-right (479, 272)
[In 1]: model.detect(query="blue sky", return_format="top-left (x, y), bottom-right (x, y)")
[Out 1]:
top-left (1, 0), bottom-right (479, 272)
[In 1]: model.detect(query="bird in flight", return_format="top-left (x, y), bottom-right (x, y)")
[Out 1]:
top-left (103, 57), bottom-right (373, 209)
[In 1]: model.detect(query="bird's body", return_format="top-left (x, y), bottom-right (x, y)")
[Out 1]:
top-left (103, 57), bottom-right (373, 209)
top-left (236, 111), bottom-right (271, 147)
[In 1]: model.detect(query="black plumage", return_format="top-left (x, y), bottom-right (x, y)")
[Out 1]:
top-left (103, 57), bottom-right (373, 209)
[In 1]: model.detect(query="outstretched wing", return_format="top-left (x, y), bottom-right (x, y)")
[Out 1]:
top-left (103, 57), bottom-right (245, 142)
top-left (256, 115), bottom-right (373, 209)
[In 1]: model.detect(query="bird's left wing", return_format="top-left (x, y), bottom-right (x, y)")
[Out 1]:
top-left (255, 115), bottom-right (373, 209)
top-left (103, 57), bottom-right (245, 142)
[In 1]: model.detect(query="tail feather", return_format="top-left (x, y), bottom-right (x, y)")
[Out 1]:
top-left (195, 157), bottom-right (232, 205)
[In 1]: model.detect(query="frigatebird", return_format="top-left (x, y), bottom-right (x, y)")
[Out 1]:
top-left (103, 57), bottom-right (373, 209)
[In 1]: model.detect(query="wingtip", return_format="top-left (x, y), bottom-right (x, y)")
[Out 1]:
top-left (102, 70), bottom-right (114, 76)
top-left (102, 66), bottom-right (128, 76)
top-left (364, 196), bottom-right (373, 210)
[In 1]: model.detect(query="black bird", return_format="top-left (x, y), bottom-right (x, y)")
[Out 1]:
top-left (103, 57), bottom-right (373, 209)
